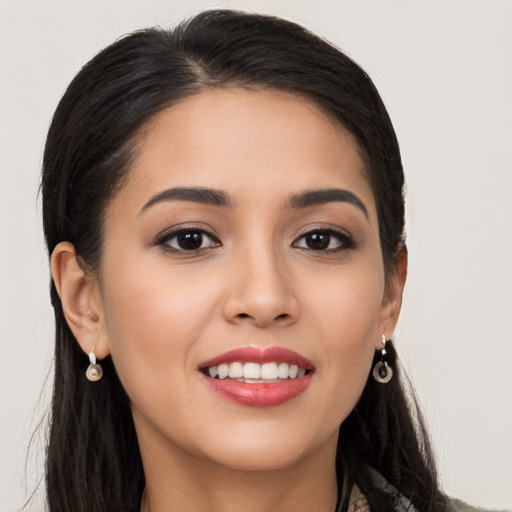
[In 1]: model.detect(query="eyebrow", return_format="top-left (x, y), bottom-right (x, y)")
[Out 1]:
top-left (140, 187), bottom-right (236, 213)
top-left (287, 188), bottom-right (369, 221)
top-left (140, 186), bottom-right (369, 221)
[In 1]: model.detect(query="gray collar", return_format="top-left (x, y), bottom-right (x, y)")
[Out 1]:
top-left (336, 469), bottom-right (418, 512)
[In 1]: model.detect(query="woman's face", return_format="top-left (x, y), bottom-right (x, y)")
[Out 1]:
top-left (95, 88), bottom-right (399, 471)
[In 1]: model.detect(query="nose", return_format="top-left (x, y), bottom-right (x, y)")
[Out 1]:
top-left (222, 244), bottom-right (299, 328)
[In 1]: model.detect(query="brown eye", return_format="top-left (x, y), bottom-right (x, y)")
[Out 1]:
top-left (293, 229), bottom-right (353, 252)
top-left (304, 232), bottom-right (331, 250)
top-left (176, 231), bottom-right (205, 250)
top-left (161, 229), bottom-right (220, 252)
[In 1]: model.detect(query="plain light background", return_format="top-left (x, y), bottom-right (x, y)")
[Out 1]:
top-left (1, 0), bottom-right (511, 510)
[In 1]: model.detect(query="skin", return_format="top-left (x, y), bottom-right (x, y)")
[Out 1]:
top-left (52, 88), bottom-right (407, 512)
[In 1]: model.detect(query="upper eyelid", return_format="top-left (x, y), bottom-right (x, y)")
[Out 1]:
top-left (154, 224), bottom-right (220, 244)
top-left (292, 227), bottom-right (355, 251)
top-left (292, 225), bottom-right (352, 241)
top-left (164, 228), bottom-right (219, 242)
top-left (156, 228), bottom-right (221, 254)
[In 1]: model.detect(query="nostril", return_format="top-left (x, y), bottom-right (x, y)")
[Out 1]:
top-left (231, 311), bottom-right (295, 325)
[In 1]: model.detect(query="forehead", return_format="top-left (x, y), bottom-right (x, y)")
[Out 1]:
top-left (116, 87), bottom-right (375, 217)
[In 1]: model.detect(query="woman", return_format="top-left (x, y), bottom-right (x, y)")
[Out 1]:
top-left (41, 9), bottom-right (475, 512)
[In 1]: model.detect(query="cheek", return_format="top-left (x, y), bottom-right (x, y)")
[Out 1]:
top-left (302, 262), bottom-right (383, 418)
top-left (305, 257), bottom-right (384, 344)
top-left (98, 255), bottom-right (223, 398)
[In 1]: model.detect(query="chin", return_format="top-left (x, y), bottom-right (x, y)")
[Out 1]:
top-left (203, 445), bottom-right (313, 473)
top-left (190, 421), bottom-right (340, 473)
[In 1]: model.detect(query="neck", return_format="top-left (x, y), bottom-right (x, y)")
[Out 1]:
top-left (138, 431), bottom-right (339, 512)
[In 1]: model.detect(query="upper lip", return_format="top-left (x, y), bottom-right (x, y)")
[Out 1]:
top-left (199, 346), bottom-right (315, 370)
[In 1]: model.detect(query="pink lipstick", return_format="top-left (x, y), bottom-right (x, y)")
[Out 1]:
top-left (199, 346), bottom-right (314, 407)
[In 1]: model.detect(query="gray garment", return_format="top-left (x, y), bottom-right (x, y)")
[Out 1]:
top-left (369, 469), bottom-right (418, 511)
top-left (338, 469), bottom-right (510, 512)
top-left (334, 469), bottom-right (417, 512)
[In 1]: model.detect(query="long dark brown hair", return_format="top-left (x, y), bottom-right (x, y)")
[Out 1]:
top-left (41, 9), bottom-right (449, 511)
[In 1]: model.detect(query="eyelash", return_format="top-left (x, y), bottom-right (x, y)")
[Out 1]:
top-left (155, 226), bottom-right (355, 254)
top-left (156, 227), bottom-right (221, 254)
top-left (292, 227), bottom-right (355, 253)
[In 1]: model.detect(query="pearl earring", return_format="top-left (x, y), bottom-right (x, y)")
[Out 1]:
top-left (85, 350), bottom-right (103, 382)
top-left (372, 334), bottom-right (393, 384)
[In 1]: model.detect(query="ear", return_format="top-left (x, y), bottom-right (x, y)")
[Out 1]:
top-left (377, 243), bottom-right (408, 347)
top-left (51, 241), bottom-right (110, 360)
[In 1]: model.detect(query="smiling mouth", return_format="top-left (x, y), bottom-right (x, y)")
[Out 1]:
top-left (198, 347), bottom-right (314, 406)
top-left (200, 362), bottom-right (311, 382)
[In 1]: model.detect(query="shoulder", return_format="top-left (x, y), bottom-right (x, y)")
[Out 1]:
top-left (369, 468), bottom-right (511, 512)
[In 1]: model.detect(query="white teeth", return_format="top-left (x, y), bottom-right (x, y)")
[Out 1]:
top-left (228, 362), bottom-right (243, 378)
top-left (206, 361), bottom-right (309, 380)
top-left (218, 363), bottom-right (229, 380)
top-left (243, 362), bottom-right (261, 379)
top-left (278, 362), bottom-right (289, 379)
top-left (261, 362), bottom-right (279, 379)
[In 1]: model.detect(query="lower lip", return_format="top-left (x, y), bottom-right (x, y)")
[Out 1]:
top-left (201, 374), bottom-right (312, 407)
